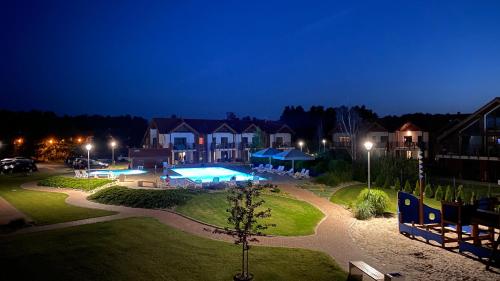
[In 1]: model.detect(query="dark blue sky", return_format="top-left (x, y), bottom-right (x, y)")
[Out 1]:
top-left (1, 1), bottom-right (500, 119)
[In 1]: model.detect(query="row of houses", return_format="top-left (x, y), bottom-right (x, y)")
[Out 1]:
top-left (131, 97), bottom-right (500, 182)
top-left (131, 118), bottom-right (294, 166)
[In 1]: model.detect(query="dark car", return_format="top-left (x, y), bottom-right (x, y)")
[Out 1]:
top-left (72, 158), bottom-right (109, 170)
top-left (0, 158), bottom-right (38, 174)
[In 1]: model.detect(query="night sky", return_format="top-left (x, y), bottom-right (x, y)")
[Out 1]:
top-left (1, 1), bottom-right (500, 119)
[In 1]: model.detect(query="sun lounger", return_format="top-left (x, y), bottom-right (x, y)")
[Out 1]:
top-left (257, 164), bottom-right (268, 173)
top-left (252, 164), bottom-right (263, 171)
top-left (293, 169), bottom-right (306, 179)
top-left (271, 166), bottom-right (284, 174)
top-left (80, 170), bottom-right (89, 178)
top-left (74, 170), bottom-right (82, 178)
top-left (264, 164), bottom-right (274, 173)
top-left (279, 168), bottom-right (293, 176)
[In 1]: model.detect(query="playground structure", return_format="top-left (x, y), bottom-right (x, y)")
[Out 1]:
top-left (398, 191), bottom-right (500, 268)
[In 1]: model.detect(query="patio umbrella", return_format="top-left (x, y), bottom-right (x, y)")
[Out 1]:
top-left (272, 149), bottom-right (315, 170)
top-left (251, 147), bottom-right (281, 164)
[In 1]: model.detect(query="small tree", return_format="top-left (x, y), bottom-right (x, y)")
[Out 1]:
top-left (383, 177), bottom-right (391, 189)
top-left (434, 185), bottom-right (444, 201)
top-left (215, 182), bottom-right (274, 281)
top-left (424, 184), bottom-right (433, 198)
top-left (393, 178), bottom-right (401, 191)
top-left (470, 191), bottom-right (477, 205)
top-left (413, 180), bottom-right (420, 197)
top-left (403, 180), bottom-right (413, 194)
top-left (456, 185), bottom-right (464, 202)
top-left (444, 185), bottom-right (453, 202)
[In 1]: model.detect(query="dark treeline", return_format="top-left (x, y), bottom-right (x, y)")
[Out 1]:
top-left (279, 105), bottom-right (468, 152)
top-left (0, 110), bottom-right (148, 158)
top-left (279, 105), bottom-right (378, 151)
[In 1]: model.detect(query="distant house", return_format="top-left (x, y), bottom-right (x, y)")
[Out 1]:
top-left (331, 121), bottom-right (429, 159)
top-left (132, 118), bottom-right (293, 167)
top-left (436, 97), bottom-right (500, 181)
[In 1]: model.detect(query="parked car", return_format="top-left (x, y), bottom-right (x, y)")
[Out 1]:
top-left (72, 158), bottom-right (109, 170)
top-left (0, 157), bottom-right (38, 174)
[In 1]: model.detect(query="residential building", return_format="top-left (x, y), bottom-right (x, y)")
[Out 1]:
top-left (436, 97), bottom-right (500, 182)
top-left (134, 118), bottom-right (293, 167)
top-left (331, 121), bottom-right (429, 159)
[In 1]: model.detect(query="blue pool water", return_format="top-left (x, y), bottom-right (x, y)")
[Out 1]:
top-left (165, 167), bottom-right (265, 183)
top-left (89, 169), bottom-right (147, 176)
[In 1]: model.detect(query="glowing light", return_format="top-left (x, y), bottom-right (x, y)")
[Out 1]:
top-left (111, 141), bottom-right (116, 147)
top-left (322, 139), bottom-right (326, 144)
top-left (77, 137), bottom-right (82, 143)
top-left (85, 143), bottom-right (92, 151)
top-left (364, 141), bottom-right (373, 151)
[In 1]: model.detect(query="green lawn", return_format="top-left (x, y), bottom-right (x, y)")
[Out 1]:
top-left (176, 191), bottom-right (324, 236)
top-left (38, 175), bottom-right (113, 191)
top-left (330, 185), bottom-right (442, 213)
top-left (297, 182), bottom-right (341, 198)
top-left (0, 173), bottom-right (116, 225)
top-left (0, 217), bottom-right (347, 281)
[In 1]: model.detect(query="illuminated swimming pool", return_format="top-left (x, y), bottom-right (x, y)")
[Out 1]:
top-left (89, 169), bottom-right (147, 177)
top-left (166, 167), bottom-right (265, 183)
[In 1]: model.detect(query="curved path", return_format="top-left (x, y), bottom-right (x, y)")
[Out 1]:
top-left (16, 181), bottom-right (378, 271)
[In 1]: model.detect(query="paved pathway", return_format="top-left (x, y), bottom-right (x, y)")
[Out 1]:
top-left (16, 181), bottom-right (378, 271)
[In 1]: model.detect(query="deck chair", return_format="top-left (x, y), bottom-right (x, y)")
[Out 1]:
top-left (74, 170), bottom-right (82, 178)
top-left (252, 164), bottom-right (263, 171)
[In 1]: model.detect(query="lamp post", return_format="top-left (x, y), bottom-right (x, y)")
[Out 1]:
top-left (364, 141), bottom-right (373, 192)
top-left (110, 141), bottom-right (116, 166)
top-left (85, 143), bottom-right (92, 172)
top-left (298, 141), bottom-right (304, 152)
top-left (322, 139), bottom-right (326, 153)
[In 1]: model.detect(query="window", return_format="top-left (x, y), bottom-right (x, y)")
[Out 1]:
top-left (406, 151), bottom-right (412, 159)
top-left (380, 136), bottom-right (388, 144)
top-left (174, 138), bottom-right (187, 149)
top-left (198, 137), bottom-right (204, 145)
top-left (241, 137), bottom-right (248, 144)
top-left (276, 136), bottom-right (283, 145)
top-left (486, 106), bottom-right (500, 130)
top-left (339, 136), bottom-right (351, 143)
top-left (221, 137), bottom-right (228, 144)
top-left (404, 136), bottom-right (412, 144)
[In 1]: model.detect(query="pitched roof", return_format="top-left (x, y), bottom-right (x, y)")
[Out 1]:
top-left (150, 118), bottom-right (293, 134)
top-left (398, 122), bottom-right (422, 132)
top-left (438, 97), bottom-right (500, 141)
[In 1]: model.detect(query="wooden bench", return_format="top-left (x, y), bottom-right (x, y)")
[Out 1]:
top-left (138, 180), bottom-right (157, 188)
top-left (348, 261), bottom-right (385, 281)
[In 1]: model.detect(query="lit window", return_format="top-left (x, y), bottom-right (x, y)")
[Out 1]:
top-left (199, 137), bottom-right (204, 145)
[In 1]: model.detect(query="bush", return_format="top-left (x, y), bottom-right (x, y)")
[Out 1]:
top-left (424, 184), bottom-right (433, 198)
top-left (403, 180), bottom-right (413, 193)
top-left (434, 185), bottom-right (444, 201)
top-left (456, 185), bottom-right (464, 202)
top-left (383, 177), bottom-right (391, 189)
top-left (375, 174), bottom-right (385, 188)
top-left (38, 176), bottom-right (113, 191)
top-left (355, 188), bottom-right (389, 216)
top-left (315, 169), bottom-right (352, 187)
top-left (470, 191), bottom-right (476, 205)
top-left (413, 181), bottom-right (421, 197)
top-left (354, 200), bottom-right (375, 220)
top-left (444, 185), bottom-right (453, 202)
top-left (393, 178), bottom-right (401, 191)
top-left (89, 186), bottom-right (200, 209)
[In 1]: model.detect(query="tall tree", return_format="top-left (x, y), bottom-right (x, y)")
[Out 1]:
top-left (336, 106), bottom-right (361, 160)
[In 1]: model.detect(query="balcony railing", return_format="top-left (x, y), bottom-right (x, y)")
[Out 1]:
top-left (172, 143), bottom-right (196, 150)
top-left (211, 143), bottom-right (235, 149)
top-left (390, 141), bottom-right (427, 150)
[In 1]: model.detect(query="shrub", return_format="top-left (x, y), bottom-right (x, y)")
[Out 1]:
top-left (456, 185), bottom-right (464, 202)
top-left (403, 180), bottom-right (413, 193)
top-left (393, 178), bottom-right (401, 191)
top-left (413, 181), bottom-right (421, 197)
top-left (470, 191), bottom-right (476, 205)
top-left (444, 185), bottom-right (453, 202)
top-left (315, 169), bottom-right (352, 187)
top-left (89, 186), bottom-right (200, 209)
top-left (383, 177), bottom-right (391, 189)
top-left (424, 184), bottom-right (433, 198)
top-left (38, 176), bottom-right (113, 191)
top-left (375, 174), bottom-right (385, 188)
top-left (355, 188), bottom-right (389, 216)
top-left (434, 185), bottom-right (444, 201)
top-left (354, 200), bottom-right (375, 220)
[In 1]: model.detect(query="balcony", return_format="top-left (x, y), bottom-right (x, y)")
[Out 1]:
top-left (172, 143), bottom-right (196, 151)
top-left (390, 141), bottom-right (427, 150)
top-left (211, 143), bottom-right (235, 149)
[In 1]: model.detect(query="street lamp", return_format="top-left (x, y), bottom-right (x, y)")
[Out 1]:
top-left (322, 139), bottom-right (326, 153)
top-left (85, 143), bottom-right (92, 172)
top-left (364, 141), bottom-right (373, 192)
top-left (110, 141), bottom-right (116, 166)
top-left (298, 141), bottom-right (304, 152)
